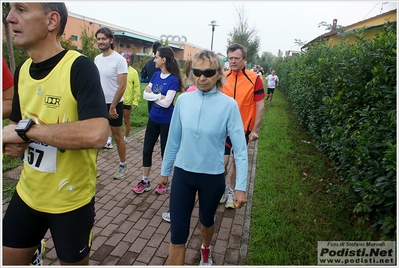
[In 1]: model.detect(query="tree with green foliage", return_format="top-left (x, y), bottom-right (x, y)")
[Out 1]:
top-left (294, 38), bottom-right (307, 47)
top-left (2, 41), bottom-right (29, 68)
top-left (160, 39), bottom-right (169, 47)
top-left (80, 25), bottom-right (100, 60)
top-left (3, 35), bottom-right (84, 70)
top-left (60, 36), bottom-right (76, 50)
top-left (227, 4), bottom-right (260, 65)
top-left (258, 51), bottom-right (277, 74)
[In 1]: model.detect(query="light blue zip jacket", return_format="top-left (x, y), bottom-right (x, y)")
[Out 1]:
top-left (161, 87), bottom-right (248, 191)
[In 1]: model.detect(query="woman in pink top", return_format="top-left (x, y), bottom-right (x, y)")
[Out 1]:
top-left (184, 59), bottom-right (197, 92)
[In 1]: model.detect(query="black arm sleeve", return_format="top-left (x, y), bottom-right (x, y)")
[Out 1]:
top-left (71, 56), bottom-right (110, 121)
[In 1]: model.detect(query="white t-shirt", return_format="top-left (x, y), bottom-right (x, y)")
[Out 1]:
top-left (94, 51), bottom-right (128, 104)
top-left (266, 74), bottom-right (279, 89)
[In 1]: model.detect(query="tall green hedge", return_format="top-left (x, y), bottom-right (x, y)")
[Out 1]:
top-left (276, 22), bottom-right (396, 239)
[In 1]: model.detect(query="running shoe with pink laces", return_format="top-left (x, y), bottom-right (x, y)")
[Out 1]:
top-left (133, 180), bottom-right (151, 194)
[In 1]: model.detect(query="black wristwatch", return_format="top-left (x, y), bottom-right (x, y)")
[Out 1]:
top-left (15, 119), bottom-right (35, 143)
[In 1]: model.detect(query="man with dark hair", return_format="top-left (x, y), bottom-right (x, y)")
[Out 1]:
top-left (221, 43), bottom-right (265, 209)
top-left (2, 2), bottom-right (109, 265)
top-left (141, 40), bottom-right (162, 113)
top-left (95, 27), bottom-right (128, 180)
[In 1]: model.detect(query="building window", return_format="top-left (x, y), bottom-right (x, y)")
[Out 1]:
top-left (71, 35), bottom-right (78, 41)
top-left (126, 44), bottom-right (131, 48)
top-left (120, 43), bottom-right (124, 48)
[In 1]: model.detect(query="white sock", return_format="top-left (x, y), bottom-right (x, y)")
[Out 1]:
top-left (229, 188), bottom-right (234, 194)
top-left (120, 162), bottom-right (126, 167)
top-left (143, 176), bottom-right (149, 183)
top-left (107, 136), bottom-right (112, 143)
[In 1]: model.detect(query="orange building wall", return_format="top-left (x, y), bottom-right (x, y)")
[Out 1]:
top-left (63, 16), bottom-right (146, 55)
top-left (3, 12), bottom-right (200, 61)
top-left (63, 16), bottom-right (99, 50)
top-left (171, 43), bottom-right (203, 60)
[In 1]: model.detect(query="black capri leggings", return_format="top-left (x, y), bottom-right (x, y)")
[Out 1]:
top-left (142, 118), bottom-right (170, 167)
top-left (169, 167), bottom-right (225, 244)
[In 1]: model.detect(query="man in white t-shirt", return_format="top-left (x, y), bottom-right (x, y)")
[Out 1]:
top-left (95, 27), bottom-right (128, 179)
top-left (265, 69), bottom-right (279, 105)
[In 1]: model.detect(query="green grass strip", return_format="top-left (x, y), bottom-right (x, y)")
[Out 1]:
top-left (246, 89), bottom-right (358, 265)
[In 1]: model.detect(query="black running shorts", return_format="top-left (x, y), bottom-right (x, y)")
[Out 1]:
top-left (107, 102), bottom-right (124, 127)
top-left (224, 131), bottom-right (250, 155)
top-left (3, 191), bottom-right (95, 263)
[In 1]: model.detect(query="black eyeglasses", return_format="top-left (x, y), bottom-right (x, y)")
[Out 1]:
top-left (192, 68), bottom-right (217, 77)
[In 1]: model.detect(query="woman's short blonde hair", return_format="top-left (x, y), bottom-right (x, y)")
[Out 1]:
top-left (191, 50), bottom-right (225, 90)
top-left (184, 58), bottom-right (194, 85)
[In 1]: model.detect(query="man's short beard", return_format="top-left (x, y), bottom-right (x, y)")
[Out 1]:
top-left (99, 44), bottom-right (111, 51)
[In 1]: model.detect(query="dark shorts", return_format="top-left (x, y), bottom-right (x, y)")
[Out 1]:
top-left (123, 104), bottom-right (132, 110)
top-left (169, 167), bottom-right (225, 244)
top-left (267, 88), bottom-right (275, 94)
top-left (107, 102), bottom-right (124, 127)
top-left (3, 191), bottom-right (95, 263)
top-left (224, 131), bottom-right (250, 155)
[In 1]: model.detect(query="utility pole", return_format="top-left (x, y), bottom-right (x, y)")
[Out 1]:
top-left (208, 20), bottom-right (219, 51)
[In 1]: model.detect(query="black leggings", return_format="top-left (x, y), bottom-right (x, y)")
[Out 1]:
top-left (142, 118), bottom-right (170, 166)
top-left (169, 167), bottom-right (225, 244)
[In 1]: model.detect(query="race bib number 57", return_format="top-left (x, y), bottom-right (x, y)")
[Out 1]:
top-left (24, 142), bottom-right (57, 173)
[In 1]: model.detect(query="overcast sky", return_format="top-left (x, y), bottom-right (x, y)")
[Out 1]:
top-left (66, 1), bottom-right (397, 56)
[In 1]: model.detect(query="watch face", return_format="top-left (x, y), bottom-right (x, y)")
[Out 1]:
top-left (16, 120), bottom-right (31, 131)
top-left (17, 121), bottom-right (29, 128)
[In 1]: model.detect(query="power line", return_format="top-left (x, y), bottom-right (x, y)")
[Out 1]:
top-left (362, 2), bottom-right (380, 19)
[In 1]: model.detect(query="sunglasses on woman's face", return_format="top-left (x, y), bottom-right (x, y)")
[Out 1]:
top-left (192, 68), bottom-right (217, 77)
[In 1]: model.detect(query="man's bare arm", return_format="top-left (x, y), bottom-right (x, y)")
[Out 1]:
top-left (253, 100), bottom-right (265, 133)
top-left (111, 73), bottom-right (127, 108)
top-left (3, 117), bottom-right (109, 150)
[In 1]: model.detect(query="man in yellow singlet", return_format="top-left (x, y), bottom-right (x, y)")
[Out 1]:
top-left (2, 2), bottom-right (109, 265)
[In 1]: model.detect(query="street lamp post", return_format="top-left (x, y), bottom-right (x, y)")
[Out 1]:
top-left (208, 20), bottom-right (219, 51)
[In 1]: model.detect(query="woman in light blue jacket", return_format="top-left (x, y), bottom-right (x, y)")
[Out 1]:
top-left (158, 50), bottom-right (248, 266)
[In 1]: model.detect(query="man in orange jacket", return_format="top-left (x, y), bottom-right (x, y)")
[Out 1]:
top-left (221, 43), bottom-right (265, 208)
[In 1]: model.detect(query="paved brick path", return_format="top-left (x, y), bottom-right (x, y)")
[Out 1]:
top-left (2, 129), bottom-right (258, 265)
